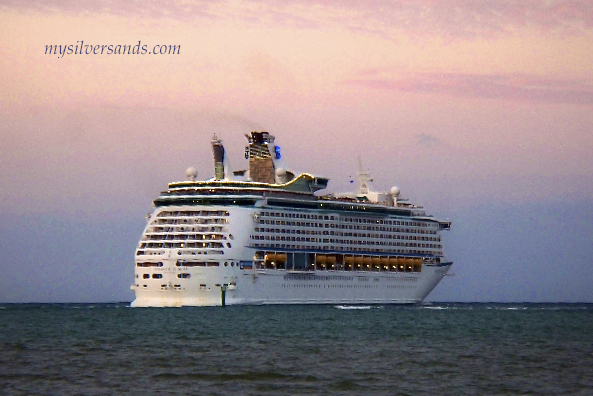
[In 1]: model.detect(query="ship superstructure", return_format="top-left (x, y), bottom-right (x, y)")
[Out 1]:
top-left (131, 132), bottom-right (452, 307)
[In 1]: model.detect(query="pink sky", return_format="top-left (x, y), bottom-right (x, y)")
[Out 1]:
top-left (1, 1), bottom-right (593, 303)
top-left (1, 0), bottom-right (592, 218)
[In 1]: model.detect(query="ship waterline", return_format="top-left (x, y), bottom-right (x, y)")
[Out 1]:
top-left (131, 132), bottom-right (452, 307)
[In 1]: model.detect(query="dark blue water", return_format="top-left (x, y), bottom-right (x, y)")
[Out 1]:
top-left (1, 303), bottom-right (592, 395)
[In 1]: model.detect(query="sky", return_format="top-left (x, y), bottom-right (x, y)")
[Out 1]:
top-left (0, 0), bottom-right (592, 303)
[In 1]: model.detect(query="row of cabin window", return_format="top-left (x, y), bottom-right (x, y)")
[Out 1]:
top-left (142, 233), bottom-right (226, 241)
top-left (261, 211), bottom-right (335, 220)
top-left (157, 210), bottom-right (230, 217)
top-left (148, 226), bottom-right (224, 233)
top-left (251, 234), bottom-right (440, 248)
top-left (260, 211), bottom-right (436, 229)
top-left (251, 242), bottom-right (443, 255)
top-left (254, 227), bottom-right (440, 241)
top-left (154, 218), bottom-right (229, 225)
top-left (138, 273), bottom-right (190, 279)
top-left (139, 242), bottom-right (225, 249)
top-left (341, 218), bottom-right (434, 228)
top-left (137, 249), bottom-right (225, 256)
top-left (258, 220), bottom-right (437, 235)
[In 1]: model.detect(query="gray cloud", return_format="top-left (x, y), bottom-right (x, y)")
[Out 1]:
top-left (346, 73), bottom-right (593, 105)
top-left (416, 133), bottom-right (442, 147)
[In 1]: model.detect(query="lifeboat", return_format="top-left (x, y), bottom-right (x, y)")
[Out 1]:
top-left (345, 256), bottom-right (354, 265)
top-left (389, 257), bottom-right (398, 265)
top-left (326, 256), bottom-right (336, 265)
top-left (380, 257), bottom-right (390, 265)
top-left (371, 257), bottom-right (380, 265)
top-left (363, 257), bottom-right (372, 266)
top-left (265, 253), bottom-right (276, 262)
top-left (316, 255), bottom-right (327, 264)
top-left (276, 253), bottom-right (287, 263)
top-left (397, 257), bottom-right (406, 265)
top-left (354, 256), bottom-right (363, 265)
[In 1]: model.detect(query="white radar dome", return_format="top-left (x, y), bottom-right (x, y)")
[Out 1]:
top-left (275, 167), bottom-right (286, 177)
top-left (390, 186), bottom-right (401, 196)
top-left (186, 167), bottom-right (198, 181)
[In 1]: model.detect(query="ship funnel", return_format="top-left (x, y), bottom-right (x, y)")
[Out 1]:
top-left (211, 134), bottom-right (225, 180)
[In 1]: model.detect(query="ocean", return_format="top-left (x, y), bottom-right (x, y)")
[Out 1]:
top-left (1, 303), bottom-right (592, 395)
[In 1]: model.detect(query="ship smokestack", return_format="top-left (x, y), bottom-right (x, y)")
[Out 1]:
top-left (211, 134), bottom-right (225, 180)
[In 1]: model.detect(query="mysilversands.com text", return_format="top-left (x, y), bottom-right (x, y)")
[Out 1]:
top-left (45, 41), bottom-right (180, 58)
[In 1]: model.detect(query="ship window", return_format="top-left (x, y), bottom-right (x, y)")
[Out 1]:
top-left (152, 274), bottom-right (163, 279)
top-left (143, 274), bottom-right (149, 279)
top-left (178, 273), bottom-right (190, 279)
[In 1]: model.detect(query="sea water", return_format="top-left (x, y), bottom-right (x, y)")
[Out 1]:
top-left (1, 303), bottom-right (592, 395)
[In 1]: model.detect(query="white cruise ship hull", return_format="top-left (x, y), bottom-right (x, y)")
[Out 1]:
top-left (131, 262), bottom-right (451, 307)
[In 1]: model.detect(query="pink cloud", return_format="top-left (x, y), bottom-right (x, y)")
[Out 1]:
top-left (345, 72), bottom-right (593, 104)
top-left (3, 0), bottom-right (593, 38)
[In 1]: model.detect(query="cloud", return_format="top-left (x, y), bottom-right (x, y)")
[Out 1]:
top-left (345, 72), bottom-right (593, 104)
top-left (3, 0), bottom-right (593, 39)
top-left (416, 133), bottom-right (442, 147)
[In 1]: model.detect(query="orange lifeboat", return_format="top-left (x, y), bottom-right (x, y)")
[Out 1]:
top-left (345, 256), bottom-right (355, 265)
top-left (326, 256), bottom-right (336, 265)
top-left (276, 253), bottom-right (287, 263)
top-left (316, 255), bottom-right (327, 264)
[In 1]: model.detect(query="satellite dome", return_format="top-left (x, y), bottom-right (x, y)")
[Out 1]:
top-left (186, 167), bottom-right (198, 181)
top-left (390, 186), bottom-right (401, 196)
top-left (275, 167), bottom-right (286, 177)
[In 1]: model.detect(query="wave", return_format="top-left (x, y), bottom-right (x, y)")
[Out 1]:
top-left (334, 305), bottom-right (385, 310)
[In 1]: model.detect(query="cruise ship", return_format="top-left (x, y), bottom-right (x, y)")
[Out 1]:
top-left (130, 132), bottom-right (452, 307)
